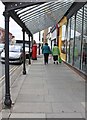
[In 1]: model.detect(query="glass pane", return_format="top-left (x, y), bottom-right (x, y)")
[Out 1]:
top-left (67, 19), bottom-right (71, 63)
top-left (74, 8), bottom-right (83, 69)
top-left (61, 24), bottom-right (66, 54)
top-left (70, 16), bottom-right (74, 65)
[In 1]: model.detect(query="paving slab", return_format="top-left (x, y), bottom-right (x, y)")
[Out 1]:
top-left (12, 103), bottom-right (52, 113)
top-left (2, 55), bottom-right (85, 119)
top-left (46, 113), bottom-right (84, 118)
top-left (10, 113), bottom-right (46, 118)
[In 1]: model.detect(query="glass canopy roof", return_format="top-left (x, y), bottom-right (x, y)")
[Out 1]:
top-left (71, 4), bottom-right (87, 35)
top-left (1, 0), bottom-right (75, 34)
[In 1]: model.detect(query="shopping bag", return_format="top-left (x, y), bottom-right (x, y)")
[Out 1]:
top-left (49, 54), bottom-right (52, 60)
top-left (58, 56), bottom-right (62, 63)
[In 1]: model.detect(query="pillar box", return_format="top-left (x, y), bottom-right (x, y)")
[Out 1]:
top-left (32, 43), bottom-right (37, 60)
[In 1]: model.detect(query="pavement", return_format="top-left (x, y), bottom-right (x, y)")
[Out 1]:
top-left (1, 55), bottom-right (86, 119)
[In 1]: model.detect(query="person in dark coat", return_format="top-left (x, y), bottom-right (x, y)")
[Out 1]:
top-left (42, 43), bottom-right (51, 65)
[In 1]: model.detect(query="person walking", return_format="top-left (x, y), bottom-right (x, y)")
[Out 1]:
top-left (52, 43), bottom-right (60, 64)
top-left (42, 43), bottom-right (51, 65)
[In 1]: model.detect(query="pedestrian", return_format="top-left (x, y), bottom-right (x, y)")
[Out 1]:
top-left (42, 43), bottom-right (51, 65)
top-left (52, 43), bottom-right (60, 64)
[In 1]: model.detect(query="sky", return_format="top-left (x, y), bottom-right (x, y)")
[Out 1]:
top-left (0, 1), bottom-right (40, 42)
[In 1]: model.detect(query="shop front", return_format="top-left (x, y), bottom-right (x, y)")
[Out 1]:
top-left (60, 3), bottom-right (87, 75)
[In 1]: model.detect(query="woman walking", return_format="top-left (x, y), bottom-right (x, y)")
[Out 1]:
top-left (42, 43), bottom-right (51, 65)
top-left (52, 43), bottom-right (60, 64)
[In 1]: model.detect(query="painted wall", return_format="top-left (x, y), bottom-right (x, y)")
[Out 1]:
top-left (59, 17), bottom-right (67, 61)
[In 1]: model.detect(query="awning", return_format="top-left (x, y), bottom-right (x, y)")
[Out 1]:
top-left (1, 0), bottom-right (75, 34)
top-left (71, 4), bottom-right (87, 35)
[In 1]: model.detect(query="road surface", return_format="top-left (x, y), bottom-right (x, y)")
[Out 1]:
top-left (0, 58), bottom-right (15, 78)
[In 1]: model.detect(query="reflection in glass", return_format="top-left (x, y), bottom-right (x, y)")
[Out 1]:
top-left (82, 4), bottom-right (87, 73)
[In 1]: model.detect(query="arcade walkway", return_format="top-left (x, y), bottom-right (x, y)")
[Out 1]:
top-left (2, 55), bottom-right (85, 119)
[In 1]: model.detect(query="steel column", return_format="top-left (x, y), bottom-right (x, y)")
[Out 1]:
top-left (4, 11), bottom-right (12, 108)
top-left (31, 35), bottom-right (33, 47)
top-left (51, 40), bottom-right (52, 50)
top-left (68, 19), bottom-right (71, 63)
top-left (22, 29), bottom-right (26, 74)
top-left (28, 34), bottom-right (31, 64)
top-left (39, 31), bottom-right (40, 55)
top-left (65, 20), bottom-right (68, 62)
top-left (72, 14), bottom-right (76, 66)
top-left (80, 6), bottom-right (84, 70)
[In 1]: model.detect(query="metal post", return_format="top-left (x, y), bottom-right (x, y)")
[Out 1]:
top-left (80, 6), bottom-right (84, 70)
top-left (31, 35), bottom-right (33, 47)
top-left (39, 31), bottom-right (40, 55)
top-left (57, 27), bottom-right (59, 47)
top-left (51, 40), bottom-right (52, 50)
top-left (72, 14), bottom-right (76, 66)
top-left (22, 29), bottom-right (26, 74)
top-left (4, 11), bottom-right (12, 108)
top-left (28, 34), bottom-right (31, 64)
top-left (68, 19), bottom-right (71, 63)
top-left (65, 20), bottom-right (68, 62)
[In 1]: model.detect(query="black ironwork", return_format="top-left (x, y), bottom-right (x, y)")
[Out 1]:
top-left (39, 31), bottom-right (40, 55)
top-left (9, 11), bottom-right (32, 36)
top-left (51, 40), bottom-right (52, 50)
top-left (4, 2), bottom-right (45, 12)
top-left (80, 6), bottom-right (84, 70)
top-left (66, 2), bottom-right (86, 19)
top-left (31, 35), bottom-right (33, 47)
top-left (4, 10), bottom-right (12, 108)
top-left (28, 34), bottom-right (31, 64)
top-left (22, 29), bottom-right (26, 75)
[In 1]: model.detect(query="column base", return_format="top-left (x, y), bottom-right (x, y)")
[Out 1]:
top-left (23, 70), bottom-right (26, 75)
top-left (4, 95), bottom-right (12, 108)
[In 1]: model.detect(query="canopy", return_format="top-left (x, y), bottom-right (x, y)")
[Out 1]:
top-left (1, 0), bottom-right (75, 34)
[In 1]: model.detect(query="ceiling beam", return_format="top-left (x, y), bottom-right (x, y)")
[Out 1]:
top-left (65, 2), bottom-right (86, 19)
top-left (4, 2), bottom-right (45, 11)
top-left (9, 10), bottom-right (32, 35)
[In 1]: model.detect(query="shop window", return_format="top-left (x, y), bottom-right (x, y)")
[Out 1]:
top-left (61, 40), bottom-right (66, 54)
top-left (61, 24), bottom-right (66, 54)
